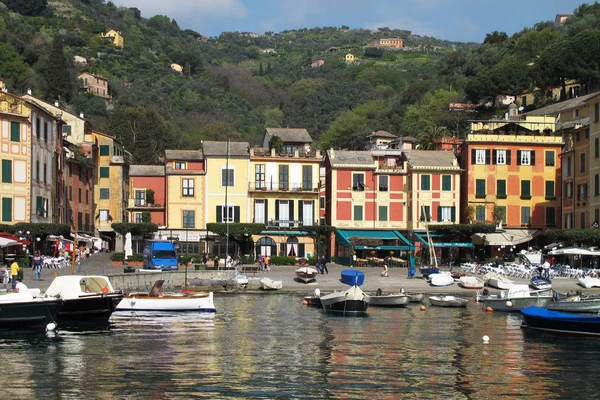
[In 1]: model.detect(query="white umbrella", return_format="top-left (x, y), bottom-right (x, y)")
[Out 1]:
top-left (124, 232), bottom-right (133, 260)
top-left (548, 247), bottom-right (600, 256)
top-left (0, 237), bottom-right (17, 248)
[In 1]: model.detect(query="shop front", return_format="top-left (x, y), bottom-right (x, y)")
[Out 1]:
top-left (413, 233), bottom-right (473, 266)
top-left (335, 229), bottom-right (414, 266)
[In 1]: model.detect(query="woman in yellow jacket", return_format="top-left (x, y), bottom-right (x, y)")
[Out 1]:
top-left (10, 260), bottom-right (19, 290)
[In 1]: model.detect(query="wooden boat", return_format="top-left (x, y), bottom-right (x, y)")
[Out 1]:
top-left (419, 267), bottom-right (439, 279)
top-left (369, 289), bottom-right (409, 307)
top-left (340, 269), bottom-right (365, 286)
top-left (0, 291), bottom-right (63, 330)
top-left (303, 289), bottom-right (322, 307)
top-left (546, 294), bottom-right (600, 313)
top-left (44, 275), bottom-right (123, 327)
top-left (450, 271), bottom-right (466, 281)
top-left (459, 276), bottom-right (484, 289)
top-left (116, 280), bottom-right (216, 312)
top-left (408, 293), bottom-right (425, 303)
top-left (259, 277), bottom-right (282, 290)
top-left (295, 267), bottom-right (318, 283)
top-left (429, 273), bottom-right (454, 287)
top-left (521, 306), bottom-right (600, 336)
top-left (320, 285), bottom-right (370, 315)
top-left (429, 295), bottom-right (469, 308)
top-left (578, 276), bottom-right (600, 289)
top-left (483, 284), bottom-right (552, 312)
top-left (529, 276), bottom-right (552, 291)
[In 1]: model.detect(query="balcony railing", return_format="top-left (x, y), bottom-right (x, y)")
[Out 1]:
top-left (261, 219), bottom-right (316, 228)
top-left (248, 181), bottom-right (319, 192)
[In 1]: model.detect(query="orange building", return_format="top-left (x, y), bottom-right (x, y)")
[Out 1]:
top-left (378, 38), bottom-right (404, 48)
top-left (127, 165), bottom-right (166, 226)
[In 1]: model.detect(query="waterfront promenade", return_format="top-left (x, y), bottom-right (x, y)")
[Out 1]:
top-left (22, 252), bottom-right (593, 295)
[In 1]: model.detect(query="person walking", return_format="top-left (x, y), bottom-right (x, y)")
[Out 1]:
top-left (265, 256), bottom-right (270, 272)
top-left (319, 256), bottom-right (328, 274)
top-left (226, 254), bottom-right (232, 269)
top-left (10, 259), bottom-right (19, 291)
top-left (259, 255), bottom-right (265, 272)
top-left (32, 251), bottom-right (43, 281)
top-left (542, 258), bottom-right (551, 280)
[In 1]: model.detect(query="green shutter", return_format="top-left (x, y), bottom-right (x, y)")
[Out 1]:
top-left (298, 243), bottom-right (305, 257)
top-left (216, 206), bottom-right (222, 223)
top-left (497, 180), bottom-right (506, 197)
top-left (442, 175), bottom-right (451, 191)
top-left (1, 160), bottom-right (11, 183)
top-left (99, 167), bottom-right (109, 178)
top-left (437, 206), bottom-right (442, 222)
top-left (36, 196), bottom-right (42, 216)
top-left (234, 206), bottom-right (240, 223)
top-left (521, 180), bottom-right (531, 197)
top-left (354, 205), bottom-right (362, 221)
top-left (546, 181), bottom-right (555, 198)
top-left (1, 197), bottom-right (12, 221)
top-left (10, 121), bottom-right (19, 142)
top-left (99, 145), bottom-right (110, 156)
top-left (451, 206), bottom-right (456, 222)
top-left (421, 175), bottom-right (430, 190)
top-left (378, 206), bottom-right (387, 221)
top-left (476, 179), bottom-right (486, 197)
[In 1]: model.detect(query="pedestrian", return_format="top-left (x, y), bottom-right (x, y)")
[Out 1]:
top-left (32, 251), bottom-right (43, 281)
top-left (495, 256), bottom-right (500, 267)
top-left (542, 258), bottom-right (551, 280)
top-left (265, 256), bottom-right (270, 272)
top-left (14, 277), bottom-right (28, 293)
top-left (10, 259), bottom-right (19, 291)
top-left (352, 252), bottom-right (357, 268)
top-left (202, 252), bottom-right (208, 265)
top-left (381, 264), bottom-right (389, 277)
top-left (226, 253), bottom-right (232, 269)
top-left (448, 254), bottom-right (454, 271)
top-left (259, 255), bottom-right (265, 271)
top-left (320, 255), bottom-right (328, 274)
top-left (213, 256), bottom-right (219, 269)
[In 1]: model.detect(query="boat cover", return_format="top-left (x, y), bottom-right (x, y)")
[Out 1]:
top-left (521, 306), bottom-right (600, 322)
top-left (341, 269), bottom-right (365, 286)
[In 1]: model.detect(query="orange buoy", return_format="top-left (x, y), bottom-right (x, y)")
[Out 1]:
top-left (486, 307), bottom-right (494, 312)
top-left (101, 287), bottom-right (109, 293)
top-left (420, 305), bottom-right (426, 311)
top-left (303, 300), bottom-right (309, 305)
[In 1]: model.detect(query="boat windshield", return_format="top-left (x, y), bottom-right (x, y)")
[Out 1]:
top-left (153, 250), bottom-right (176, 258)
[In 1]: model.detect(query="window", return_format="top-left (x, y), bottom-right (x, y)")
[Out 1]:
top-left (99, 210), bottom-right (110, 221)
top-left (183, 210), bottom-right (195, 228)
top-left (475, 179), bottom-right (486, 198)
top-left (78, 212), bottom-right (83, 231)
top-left (135, 190), bottom-right (145, 205)
top-left (279, 165), bottom-right (289, 190)
top-left (421, 175), bottom-right (431, 190)
top-left (10, 121), bottom-right (19, 142)
top-left (300, 200), bottom-right (314, 226)
top-left (497, 206), bottom-right (507, 224)
top-left (174, 162), bottom-right (186, 170)
top-left (578, 184), bottom-right (588, 201)
top-left (68, 164), bottom-right (72, 177)
top-left (497, 180), bottom-right (506, 198)
top-left (353, 205), bottom-right (363, 221)
top-left (522, 96), bottom-right (527, 106)
top-left (302, 165), bottom-right (312, 190)
top-left (43, 122), bottom-right (48, 143)
top-left (100, 188), bottom-right (110, 199)
top-left (85, 214), bottom-right (90, 231)
top-left (135, 213), bottom-right (143, 223)
top-left (86, 190), bottom-right (89, 204)
top-left (43, 163), bottom-right (47, 184)
top-left (254, 200), bottom-right (266, 224)
top-left (379, 176), bottom-right (388, 191)
top-left (566, 213), bottom-right (573, 229)
top-left (255, 164), bottom-right (265, 189)
top-left (521, 206), bottom-right (531, 225)
top-left (379, 205), bottom-right (388, 221)
top-left (472, 149), bottom-right (489, 165)
top-left (77, 188), bottom-right (82, 202)
top-left (565, 181), bottom-right (573, 199)
top-left (36, 160), bottom-right (39, 182)
top-left (69, 186), bottom-right (72, 201)
top-left (319, 196), bottom-right (325, 209)
top-left (545, 151), bottom-right (555, 166)
top-left (217, 205), bottom-right (240, 223)
top-left (352, 174), bottom-right (365, 191)
top-left (567, 156), bottom-right (572, 176)
top-left (476, 206), bottom-right (485, 221)
top-left (581, 153), bottom-right (586, 173)
top-left (596, 174), bottom-right (600, 197)
top-left (546, 207), bottom-right (556, 227)
top-left (438, 206), bottom-right (452, 222)
top-left (99, 145), bottom-right (110, 156)
top-left (36, 118), bottom-right (40, 139)
top-left (420, 205), bottom-right (431, 222)
top-left (595, 103), bottom-right (599, 122)
top-left (63, 125), bottom-right (71, 136)
top-left (442, 175), bottom-right (451, 191)
top-left (99, 167), bottom-right (109, 178)
top-left (545, 181), bottom-right (555, 199)
top-left (495, 150), bottom-right (506, 165)
top-left (521, 180), bottom-right (531, 199)
top-left (580, 212), bottom-right (586, 229)
top-left (182, 179), bottom-right (195, 196)
top-left (517, 150), bottom-right (533, 166)
top-left (275, 200), bottom-right (291, 227)
top-left (1, 160), bottom-right (11, 183)
top-left (1, 197), bottom-right (11, 222)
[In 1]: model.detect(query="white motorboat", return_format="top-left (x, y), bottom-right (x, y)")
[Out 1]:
top-left (578, 276), bottom-right (600, 289)
top-left (429, 295), bottom-right (469, 307)
top-left (547, 294), bottom-right (600, 313)
top-left (429, 273), bottom-right (454, 287)
top-left (116, 280), bottom-right (216, 312)
top-left (484, 273), bottom-right (514, 290)
top-left (320, 285), bottom-right (370, 315)
top-left (259, 277), bottom-right (282, 290)
top-left (296, 267), bottom-right (319, 283)
top-left (369, 289), bottom-right (410, 307)
top-left (0, 291), bottom-right (63, 330)
top-left (459, 276), bottom-right (484, 289)
top-left (483, 284), bottom-right (552, 312)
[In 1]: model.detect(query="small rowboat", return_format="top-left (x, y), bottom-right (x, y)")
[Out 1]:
top-left (429, 295), bottom-right (469, 308)
top-left (459, 276), bottom-right (484, 289)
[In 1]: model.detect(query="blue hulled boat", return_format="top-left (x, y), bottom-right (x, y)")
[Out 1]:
top-left (521, 306), bottom-right (600, 336)
top-left (529, 276), bottom-right (552, 291)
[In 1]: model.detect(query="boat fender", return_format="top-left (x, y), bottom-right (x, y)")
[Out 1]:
top-left (506, 300), bottom-right (513, 307)
top-left (46, 322), bottom-right (57, 332)
top-left (303, 300), bottom-right (309, 305)
top-left (482, 335), bottom-right (490, 344)
top-left (486, 307), bottom-right (494, 312)
top-left (419, 305), bottom-right (426, 311)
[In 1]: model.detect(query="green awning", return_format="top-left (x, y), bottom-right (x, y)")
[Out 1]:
top-left (336, 229), bottom-right (413, 250)
top-left (414, 233), bottom-right (473, 248)
top-left (355, 245), bottom-right (410, 250)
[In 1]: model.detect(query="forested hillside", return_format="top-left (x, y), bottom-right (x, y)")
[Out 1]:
top-left (0, 0), bottom-right (598, 163)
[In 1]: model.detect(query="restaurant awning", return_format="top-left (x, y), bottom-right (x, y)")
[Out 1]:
top-left (548, 246), bottom-right (600, 256)
top-left (471, 229), bottom-right (540, 246)
top-left (413, 233), bottom-right (473, 248)
top-left (336, 229), bottom-right (413, 250)
top-left (0, 233), bottom-right (30, 246)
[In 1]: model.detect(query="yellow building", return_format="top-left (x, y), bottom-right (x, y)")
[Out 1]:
top-left (103, 29), bottom-right (124, 48)
top-left (344, 53), bottom-right (355, 64)
top-left (86, 130), bottom-right (130, 251)
top-left (163, 150), bottom-right (206, 253)
top-left (202, 141), bottom-right (250, 256)
top-left (520, 79), bottom-right (586, 109)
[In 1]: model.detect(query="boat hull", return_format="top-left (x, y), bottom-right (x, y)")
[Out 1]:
top-left (484, 295), bottom-right (552, 312)
top-left (487, 278), bottom-right (513, 290)
top-left (429, 295), bottom-right (469, 307)
top-left (116, 292), bottom-right (216, 312)
top-left (296, 267), bottom-right (318, 283)
top-left (408, 293), bottom-right (424, 303)
top-left (578, 277), bottom-right (600, 288)
top-left (521, 306), bottom-right (600, 336)
top-left (529, 276), bottom-right (552, 291)
top-left (56, 294), bottom-right (124, 326)
top-left (459, 277), bottom-right (484, 289)
top-left (369, 294), bottom-right (409, 307)
top-left (0, 297), bottom-right (63, 329)
top-left (429, 273), bottom-right (454, 287)
top-left (546, 298), bottom-right (600, 313)
top-left (259, 278), bottom-right (282, 290)
top-left (320, 286), bottom-right (370, 315)
top-left (303, 295), bottom-right (322, 307)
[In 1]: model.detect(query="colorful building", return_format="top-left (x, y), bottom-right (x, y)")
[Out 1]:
top-left (127, 165), bottom-right (166, 225)
top-left (102, 29), bottom-right (124, 48)
top-left (78, 72), bottom-right (111, 100)
top-left (64, 140), bottom-right (95, 234)
top-left (463, 105), bottom-right (563, 253)
top-left (163, 150), bottom-right (206, 255)
top-left (378, 38), bottom-right (404, 48)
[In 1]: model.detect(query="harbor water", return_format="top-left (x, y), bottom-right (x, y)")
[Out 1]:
top-left (2, 294), bottom-right (600, 399)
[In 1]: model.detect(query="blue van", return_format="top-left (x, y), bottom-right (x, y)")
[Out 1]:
top-left (143, 240), bottom-right (179, 271)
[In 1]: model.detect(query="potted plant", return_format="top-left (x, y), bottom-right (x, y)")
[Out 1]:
top-left (146, 189), bottom-right (155, 205)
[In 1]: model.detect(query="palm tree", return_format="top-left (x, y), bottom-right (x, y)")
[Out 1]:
top-left (416, 125), bottom-right (450, 150)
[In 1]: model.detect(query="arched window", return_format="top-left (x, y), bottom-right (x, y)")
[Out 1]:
top-left (256, 236), bottom-right (276, 257)
top-left (286, 236), bottom-right (299, 257)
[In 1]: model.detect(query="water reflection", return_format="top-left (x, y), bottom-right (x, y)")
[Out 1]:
top-left (0, 295), bottom-right (599, 398)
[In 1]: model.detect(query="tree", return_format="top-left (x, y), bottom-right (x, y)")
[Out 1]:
top-left (268, 135), bottom-right (283, 152)
top-left (416, 124), bottom-right (450, 150)
top-left (37, 35), bottom-right (76, 103)
top-left (264, 107), bottom-right (284, 128)
top-left (2, 0), bottom-right (47, 16)
top-left (483, 31), bottom-right (508, 45)
top-left (402, 90), bottom-right (462, 138)
top-left (206, 223), bottom-right (265, 255)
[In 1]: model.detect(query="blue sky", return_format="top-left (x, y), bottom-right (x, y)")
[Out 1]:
top-left (111, 0), bottom-right (589, 43)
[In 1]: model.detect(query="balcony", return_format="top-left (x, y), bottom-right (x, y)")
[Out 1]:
top-left (249, 181), bottom-right (320, 193)
top-left (127, 199), bottom-right (164, 211)
top-left (265, 219), bottom-right (316, 228)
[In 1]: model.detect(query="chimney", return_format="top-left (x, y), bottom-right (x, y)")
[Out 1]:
top-left (329, 147), bottom-right (335, 159)
top-left (80, 112), bottom-right (84, 118)
top-left (27, 88), bottom-right (32, 95)
top-left (55, 100), bottom-right (59, 107)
